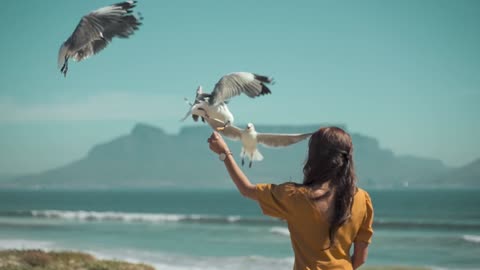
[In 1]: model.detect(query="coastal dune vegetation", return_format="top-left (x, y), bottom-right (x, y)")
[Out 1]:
top-left (0, 250), bottom-right (430, 270)
top-left (0, 250), bottom-right (154, 270)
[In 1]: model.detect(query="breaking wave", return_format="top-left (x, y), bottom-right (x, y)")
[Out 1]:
top-left (2, 210), bottom-right (480, 230)
top-left (3, 210), bottom-right (275, 225)
top-left (462, 234), bottom-right (480, 244)
top-left (269, 227), bottom-right (290, 237)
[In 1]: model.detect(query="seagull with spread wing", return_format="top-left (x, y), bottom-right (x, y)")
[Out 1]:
top-left (206, 118), bottom-right (312, 168)
top-left (182, 72), bottom-right (273, 130)
top-left (58, 1), bottom-right (142, 77)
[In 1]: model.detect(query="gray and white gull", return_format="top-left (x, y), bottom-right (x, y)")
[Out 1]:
top-left (182, 72), bottom-right (274, 130)
top-left (206, 118), bottom-right (313, 168)
top-left (58, 1), bottom-right (142, 77)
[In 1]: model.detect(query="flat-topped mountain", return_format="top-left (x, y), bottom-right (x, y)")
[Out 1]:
top-left (3, 123), bottom-right (475, 189)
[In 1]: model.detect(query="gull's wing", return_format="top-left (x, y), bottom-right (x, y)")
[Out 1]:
top-left (180, 106), bottom-right (193, 122)
top-left (59, 1), bottom-right (141, 65)
top-left (180, 98), bottom-right (195, 121)
top-left (204, 118), bottom-right (242, 141)
top-left (209, 72), bottom-right (273, 105)
top-left (257, 133), bottom-right (312, 148)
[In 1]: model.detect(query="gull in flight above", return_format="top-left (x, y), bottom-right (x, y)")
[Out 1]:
top-left (58, 1), bottom-right (143, 77)
top-left (182, 72), bottom-right (274, 130)
top-left (206, 118), bottom-right (313, 168)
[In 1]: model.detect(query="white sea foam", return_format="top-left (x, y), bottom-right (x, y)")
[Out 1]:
top-left (227, 216), bottom-right (242, 223)
top-left (31, 210), bottom-right (186, 222)
top-left (462, 234), bottom-right (480, 244)
top-left (269, 226), bottom-right (290, 237)
top-left (0, 239), bottom-right (54, 250)
top-left (29, 210), bottom-right (249, 224)
top-left (87, 248), bottom-right (294, 270)
top-left (430, 267), bottom-right (480, 270)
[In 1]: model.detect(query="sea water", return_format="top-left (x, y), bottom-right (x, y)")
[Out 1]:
top-left (0, 188), bottom-right (479, 270)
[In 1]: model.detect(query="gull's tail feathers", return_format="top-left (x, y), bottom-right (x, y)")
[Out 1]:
top-left (241, 149), bottom-right (263, 161)
top-left (251, 149), bottom-right (264, 161)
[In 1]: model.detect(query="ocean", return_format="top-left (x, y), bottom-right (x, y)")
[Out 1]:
top-left (0, 188), bottom-right (479, 270)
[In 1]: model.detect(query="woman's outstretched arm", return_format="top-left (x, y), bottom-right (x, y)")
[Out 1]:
top-left (208, 132), bottom-right (258, 201)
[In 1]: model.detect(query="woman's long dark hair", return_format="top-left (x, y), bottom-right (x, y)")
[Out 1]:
top-left (303, 127), bottom-right (357, 247)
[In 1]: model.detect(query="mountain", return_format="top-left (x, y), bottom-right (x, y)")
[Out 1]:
top-left (1, 123), bottom-right (459, 189)
top-left (433, 158), bottom-right (480, 187)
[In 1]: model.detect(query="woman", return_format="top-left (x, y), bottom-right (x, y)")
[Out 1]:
top-left (207, 127), bottom-right (374, 270)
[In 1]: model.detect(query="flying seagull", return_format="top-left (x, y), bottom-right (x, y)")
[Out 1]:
top-left (182, 72), bottom-right (274, 130)
top-left (206, 118), bottom-right (312, 168)
top-left (58, 1), bottom-right (142, 77)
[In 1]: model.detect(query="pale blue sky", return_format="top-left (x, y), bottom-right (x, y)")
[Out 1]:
top-left (0, 0), bottom-right (479, 174)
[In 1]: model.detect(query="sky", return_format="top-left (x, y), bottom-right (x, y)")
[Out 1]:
top-left (0, 0), bottom-right (479, 174)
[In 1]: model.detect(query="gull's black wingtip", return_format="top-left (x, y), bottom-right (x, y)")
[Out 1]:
top-left (253, 73), bottom-right (273, 96)
top-left (253, 73), bottom-right (274, 84)
top-left (260, 84), bottom-right (272, 96)
top-left (114, 1), bottom-right (137, 12)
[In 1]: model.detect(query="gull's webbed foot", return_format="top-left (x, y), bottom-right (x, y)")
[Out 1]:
top-left (249, 161), bottom-right (252, 168)
top-left (241, 158), bottom-right (245, 166)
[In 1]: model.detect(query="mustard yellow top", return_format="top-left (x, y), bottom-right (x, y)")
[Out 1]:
top-left (256, 183), bottom-right (374, 270)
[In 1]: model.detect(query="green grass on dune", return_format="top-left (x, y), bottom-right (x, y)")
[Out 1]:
top-left (0, 250), bottom-right (154, 270)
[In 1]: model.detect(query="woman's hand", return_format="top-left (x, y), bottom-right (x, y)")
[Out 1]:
top-left (208, 131), bottom-right (230, 154)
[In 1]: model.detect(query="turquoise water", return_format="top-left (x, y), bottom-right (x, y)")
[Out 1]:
top-left (0, 189), bottom-right (479, 269)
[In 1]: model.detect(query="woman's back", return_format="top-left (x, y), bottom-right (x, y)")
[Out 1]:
top-left (207, 126), bottom-right (374, 269)
top-left (256, 183), bottom-right (374, 270)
